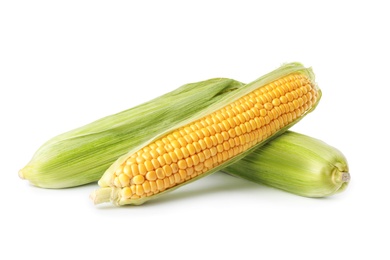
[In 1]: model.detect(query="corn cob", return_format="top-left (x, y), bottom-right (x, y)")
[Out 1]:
top-left (91, 63), bottom-right (321, 206)
top-left (223, 131), bottom-right (350, 197)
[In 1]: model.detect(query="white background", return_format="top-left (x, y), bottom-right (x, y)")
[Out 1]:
top-left (1, 1), bottom-right (389, 259)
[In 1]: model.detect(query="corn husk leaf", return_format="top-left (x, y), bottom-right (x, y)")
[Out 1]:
top-left (223, 131), bottom-right (350, 197)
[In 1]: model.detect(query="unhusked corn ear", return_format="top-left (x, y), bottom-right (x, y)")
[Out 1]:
top-left (91, 63), bottom-right (321, 206)
top-left (19, 77), bottom-right (244, 188)
top-left (223, 131), bottom-right (350, 197)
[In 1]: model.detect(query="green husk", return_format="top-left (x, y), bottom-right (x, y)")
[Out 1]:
top-left (223, 131), bottom-right (350, 197)
top-left (92, 62), bottom-right (321, 206)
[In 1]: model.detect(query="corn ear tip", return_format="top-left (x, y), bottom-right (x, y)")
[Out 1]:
top-left (90, 187), bottom-right (112, 205)
top-left (18, 166), bottom-right (29, 180)
top-left (342, 172), bottom-right (351, 183)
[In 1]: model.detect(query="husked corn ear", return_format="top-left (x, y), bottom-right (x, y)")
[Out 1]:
top-left (223, 131), bottom-right (350, 197)
top-left (91, 64), bottom-right (321, 206)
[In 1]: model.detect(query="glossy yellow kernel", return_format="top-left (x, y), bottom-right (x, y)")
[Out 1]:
top-left (272, 98), bottom-right (281, 106)
top-left (143, 181), bottom-right (151, 193)
top-left (192, 142), bottom-right (202, 153)
top-left (223, 141), bottom-right (230, 151)
top-left (222, 131), bottom-right (229, 141)
top-left (293, 99), bottom-right (300, 109)
top-left (190, 132), bottom-right (199, 142)
top-left (156, 179), bottom-right (164, 191)
top-left (174, 148), bottom-right (184, 160)
top-left (150, 181), bottom-right (157, 192)
top-left (195, 163), bottom-right (204, 172)
top-left (173, 131), bottom-right (182, 139)
top-left (210, 147), bottom-right (218, 157)
top-left (225, 129), bottom-right (234, 139)
top-left (184, 135), bottom-right (193, 144)
top-left (250, 119), bottom-right (257, 130)
top-left (148, 149), bottom-right (159, 159)
top-left (138, 163), bottom-right (147, 175)
top-left (202, 128), bottom-right (211, 138)
top-left (157, 156), bottom-right (166, 167)
top-left (156, 168), bottom-right (165, 179)
top-left (204, 137), bottom-right (213, 148)
top-left (136, 184), bottom-right (144, 196)
top-left (195, 129), bottom-right (204, 139)
top-left (239, 135), bottom-right (246, 145)
top-left (221, 120), bottom-right (231, 131)
top-left (191, 154), bottom-right (200, 166)
top-left (162, 165), bottom-right (173, 176)
top-left (264, 102), bottom-right (273, 111)
top-left (121, 187), bottom-right (133, 199)
top-left (245, 121), bottom-right (252, 132)
top-left (178, 169), bottom-right (187, 180)
top-left (125, 160), bottom-right (135, 168)
top-left (151, 158), bottom-right (160, 169)
top-left (141, 152), bottom-right (152, 161)
top-left (174, 173), bottom-right (182, 184)
top-left (169, 151), bottom-right (178, 162)
top-left (233, 136), bottom-right (241, 147)
top-left (198, 139), bottom-right (207, 150)
top-left (205, 126), bottom-right (215, 137)
top-left (144, 160), bottom-right (154, 172)
top-left (259, 108), bottom-right (267, 117)
top-left (178, 159), bottom-right (187, 169)
top-left (178, 137), bottom-right (187, 147)
top-left (156, 146), bottom-right (166, 156)
top-left (228, 138), bottom-right (235, 148)
top-left (171, 163), bottom-right (179, 173)
top-left (155, 140), bottom-right (165, 147)
top-left (222, 151), bottom-right (229, 162)
top-left (219, 123), bottom-right (228, 132)
top-left (186, 157), bottom-right (193, 167)
top-left (181, 147), bottom-right (190, 158)
top-left (145, 171), bottom-right (157, 181)
top-left (236, 114), bottom-right (246, 124)
top-left (164, 177), bottom-right (171, 188)
top-left (186, 143), bottom-right (196, 155)
top-left (203, 149), bottom-right (211, 159)
top-left (211, 124), bottom-right (221, 133)
top-left (129, 184), bottom-right (136, 194)
top-left (118, 174), bottom-right (130, 187)
top-left (167, 175), bottom-right (174, 185)
top-left (216, 133), bottom-right (224, 144)
top-left (133, 175), bottom-right (145, 185)
top-left (135, 156), bottom-right (145, 164)
top-left (198, 152), bottom-right (205, 163)
top-left (162, 137), bottom-right (170, 144)
top-left (171, 140), bottom-right (181, 149)
top-left (163, 153), bottom-right (172, 164)
top-left (121, 165), bottom-right (129, 175)
top-left (240, 124), bottom-right (247, 134)
top-left (121, 187), bottom-right (132, 199)
top-left (186, 167), bottom-right (194, 176)
top-left (286, 92), bottom-right (294, 102)
top-left (179, 129), bottom-right (187, 137)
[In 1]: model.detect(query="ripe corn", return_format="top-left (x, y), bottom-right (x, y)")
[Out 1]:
top-left (91, 64), bottom-right (321, 206)
top-left (223, 131), bottom-right (350, 197)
